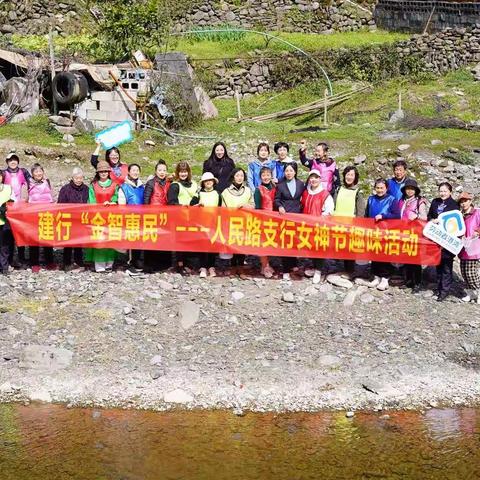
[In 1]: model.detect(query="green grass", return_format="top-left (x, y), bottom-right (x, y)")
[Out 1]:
top-left (2, 70), bottom-right (478, 185)
top-left (7, 30), bottom-right (408, 63)
top-left (172, 30), bottom-right (409, 59)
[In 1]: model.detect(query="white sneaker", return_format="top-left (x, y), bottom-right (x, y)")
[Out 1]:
top-left (377, 277), bottom-right (389, 291)
top-left (312, 270), bottom-right (322, 284)
top-left (199, 267), bottom-right (207, 278)
top-left (461, 294), bottom-right (471, 303)
top-left (304, 268), bottom-right (315, 278)
top-left (283, 273), bottom-right (291, 281)
top-left (208, 267), bottom-right (216, 278)
top-left (369, 276), bottom-right (381, 288)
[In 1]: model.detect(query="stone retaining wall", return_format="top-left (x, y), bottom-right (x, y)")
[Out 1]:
top-left (175, 0), bottom-right (375, 34)
top-left (375, 0), bottom-right (480, 33)
top-left (197, 26), bottom-right (480, 98)
top-left (0, 0), bottom-right (83, 35)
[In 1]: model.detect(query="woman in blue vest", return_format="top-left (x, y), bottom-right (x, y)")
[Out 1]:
top-left (365, 178), bottom-right (400, 291)
top-left (119, 164), bottom-right (145, 274)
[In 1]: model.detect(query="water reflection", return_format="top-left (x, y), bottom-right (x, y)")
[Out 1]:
top-left (0, 405), bottom-right (480, 479)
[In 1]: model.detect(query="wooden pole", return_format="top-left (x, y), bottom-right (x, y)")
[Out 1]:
top-left (323, 88), bottom-right (328, 126)
top-left (235, 89), bottom-right (242, 121)
top-left (48, 29), bottom-right (58, 115)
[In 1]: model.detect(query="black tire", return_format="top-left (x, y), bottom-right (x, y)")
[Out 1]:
top-left (52, 71), bottom-right (88, 107)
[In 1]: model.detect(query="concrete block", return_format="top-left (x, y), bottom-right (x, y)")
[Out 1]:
top-left (99, 99), bottom-right (136, 112)
top-left (86, 109), bottom-right (133, 122)
top-left (90, 89), bottom-right (138, 102)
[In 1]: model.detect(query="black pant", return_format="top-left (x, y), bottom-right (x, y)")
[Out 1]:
top-left (281, 256), bottom-right (297, 273)
top-left (313, 258), bottom-right (324, 270)
top-left (0, 226), bottom-right (13, 272)
top-left (130, 249), bottom-right (143, 268)
top-left (200, 253), bottom-right (216, 269)
top-left (371, 261), bottom-right (392, 278)
top-left (405, 264), bottom-right (422, 286)
top-left (63, 248), bottom-right (84, 266)
top-left (9, 245), bottom-right (26, 265)
top-left (231, 254), bottom-right (245, 268)
top-left (436, 254), bottom-right (454, 295)
top-left (344, 260), bottom-right (355, 274)
top-left (30, 246), bottom-right (53, 266)
top-left (144, 250), bottom-right (172, 271)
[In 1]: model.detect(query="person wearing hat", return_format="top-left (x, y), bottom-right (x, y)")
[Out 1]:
top-left (274, 162), bottom-right (305, 280)
top-left (191, 172), bottom-right (221, 278)
top-left (91, 140), bottom-right (128, 186)
top-left (273, 142), bottom-right (296, 183)
top-left (202, 142), bottom-right (236, 193)
top-left (2, 152), bottom-right (30, 268)
top-left (458, 191), bottom-right (480, 304)
top-left (0, 170), bottom-right (14, 275)
top-left (427, 182), bottom-right (458, 301)
top-left (86, 160), bottom-right (119, 273)
top-left (301, 169), bottom-right (334, 284)
top-left (299, 140), bottom-right (340, 195)
top-left (399, 178), bottom-right (428, 293)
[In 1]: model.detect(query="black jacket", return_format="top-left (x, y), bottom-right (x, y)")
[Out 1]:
top-left (427, 197), bottom-right (458, 220)
top-left (427, 196), bottom-right (459, 258)
top-left (57, 181), bottom-right (89, 204)
top-left (274, 179), bottom-right (305, 213)
top-left (202, 157), bottom-right (236, 193)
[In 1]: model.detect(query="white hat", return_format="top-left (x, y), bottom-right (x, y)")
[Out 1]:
top-left (200, 172), bottom-right (218, 184)
top-left (307, 169), bottom-right (322, 179)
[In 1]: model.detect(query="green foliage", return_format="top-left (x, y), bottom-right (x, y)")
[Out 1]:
top-left (10, 33), bottom-right (110, 62)
top-left (95, 0), bottom-right (172, 61)
top-left (270, 43), bottom-right (428, 89)
top-left (185, 24), bottom-right (247, 43)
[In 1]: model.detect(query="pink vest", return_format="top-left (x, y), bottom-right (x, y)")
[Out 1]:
top-left (28, 179), bottom-right (53, 203)
top-left (460, 208), bottom-right (480, 260)
top-left (3, 169), bottom-right (27, 201)
top-left (399, 197), bottom-right (425, 221)
top-left (310, 159), bottom-right (336, 192)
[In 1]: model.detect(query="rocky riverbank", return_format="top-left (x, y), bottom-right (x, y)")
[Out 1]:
top-left (1, 263), bottom-right (480, 413)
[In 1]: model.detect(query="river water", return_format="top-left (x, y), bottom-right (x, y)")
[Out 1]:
top-left (0, 404), bottom-right (479, 479)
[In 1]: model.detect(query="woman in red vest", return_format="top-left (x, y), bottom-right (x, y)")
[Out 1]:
top-left (301, 169), bottom-right (334, 284)
top-left (254, 166), bottom-right (276, 278)
top-left (143, 160), bottom-right (172, 272)
top-left (91, 140), bottom-right (128, 186)
top-left (86, 160), bottom-right (119, 273)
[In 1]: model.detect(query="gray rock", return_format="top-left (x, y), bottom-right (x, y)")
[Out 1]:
top-left (144, 318), bottom-right (158, 326)
top-left (63, 134), bottom-right (75, 143)
top-left (353, 154), bottom-right (366, 165)
top-left (73, 117), bottom-right (94, 133)
top-left (282, 292), bottom-right (295, 303)
top-left (397, 144), bottom-right (411, 151)
top-left (326, 274), bottom-right (353, 289)
top-left (49, 115), bottom-right (73, 127)
top-left (318, 354), bottom-right (342, 368)
top-left (179, 300), bottom-right (200, 330)
top-left (20, 345), bottom-right (73, 371)
top-left (231, 291), bottom-right (245, 301)
top-left (150, 355), bottom-right (162, 366)
top-left (164, 388), bottom-right (193, 403)
top-left (360, 293), bottom-right (375, 304)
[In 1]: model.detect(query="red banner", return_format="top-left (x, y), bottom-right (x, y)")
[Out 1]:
top-left (7, 203), bottom-right (441, 265)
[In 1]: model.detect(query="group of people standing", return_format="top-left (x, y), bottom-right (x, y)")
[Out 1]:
top-left (0, 139), bottom-right (479, 304)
